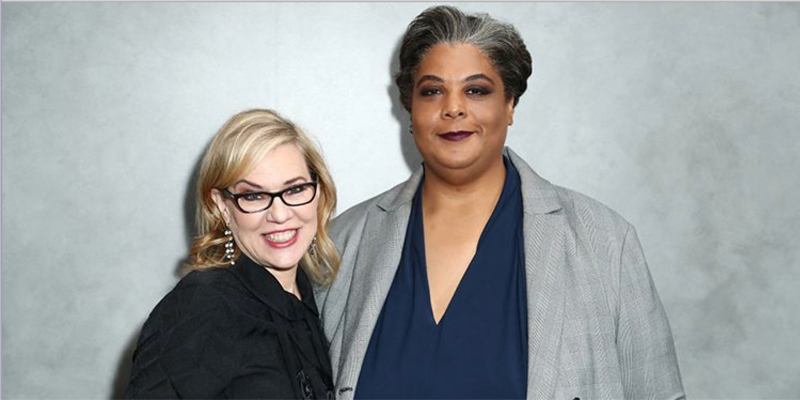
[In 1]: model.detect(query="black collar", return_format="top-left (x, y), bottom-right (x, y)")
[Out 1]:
top-left (229, 254), bottom-right (319, 320)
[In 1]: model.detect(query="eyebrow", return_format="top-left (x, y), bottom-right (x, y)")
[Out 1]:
top-left (233, 179), bottom-right (263, 189)
top-left (282, 176), bottom-right (308, 186)
top-left (233, 176), bottom-right (308, 190)
top-left (464, 73), bottom-right (495, 85)
top-left (416, 74), bottom-right (445, 87)
top-left (415, 73), bottom-right (496, 87)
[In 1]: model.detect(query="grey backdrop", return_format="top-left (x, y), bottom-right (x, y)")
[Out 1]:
top-left (2, 2), bottom-right (799, 399)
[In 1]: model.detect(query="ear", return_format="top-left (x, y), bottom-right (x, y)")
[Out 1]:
top-left (210, 188), bottom-right (231, 226)
top-left (506, 98), bottom-right (515, 126)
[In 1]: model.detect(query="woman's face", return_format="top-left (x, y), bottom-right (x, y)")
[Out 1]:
top-left (212, 143), bottom-right (318, 271)
top-left (410, 43), bottom-right (514, 180)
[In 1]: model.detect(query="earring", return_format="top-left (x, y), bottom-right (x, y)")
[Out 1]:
top-left (224, 229), bottom-right (235, 265)
top-left (309, 236), bottom-right (318, 259)
top-left (408, 124), bottom-right (413, 135)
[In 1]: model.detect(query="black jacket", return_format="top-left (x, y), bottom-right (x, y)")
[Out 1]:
top-left (125, 255), bottom-right (334, 399)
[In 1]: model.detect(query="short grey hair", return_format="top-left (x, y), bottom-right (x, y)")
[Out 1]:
top-left (395, 5), bottom-right (533, 112)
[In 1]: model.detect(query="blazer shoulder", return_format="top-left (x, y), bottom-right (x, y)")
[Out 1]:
top-left (509, 147), bottom-right (635, 257)
top-left (317, 181), bottom-right (408, 327)
top-left (551, 185), bottom-right (633, 242)
top-left (546, 185), bottom-right (640, 290)
top-left (330, 180), bottom-right (408, 243)
top-left (329, 197), bottom-right (373, 242)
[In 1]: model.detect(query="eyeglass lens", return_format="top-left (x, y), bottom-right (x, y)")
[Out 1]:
top-left (235, 183), bottom-right (316, 213)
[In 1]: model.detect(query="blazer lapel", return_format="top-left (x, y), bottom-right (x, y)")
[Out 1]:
top-left (507, 149), bottom-right (569, 398)
top-left (336, 167), bottom-right (423, 397)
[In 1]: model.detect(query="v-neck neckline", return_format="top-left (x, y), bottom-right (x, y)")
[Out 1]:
top-left (415, 157), bottom-right (515, 326)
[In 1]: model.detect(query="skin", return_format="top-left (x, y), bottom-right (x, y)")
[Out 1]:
top-left (410, 43), bottom-right (515, 324)
top-left (211, 144), bottom-right (318, 299)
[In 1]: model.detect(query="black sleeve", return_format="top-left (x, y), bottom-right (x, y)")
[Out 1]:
top-left (125, 278), bottom-right (242, 399)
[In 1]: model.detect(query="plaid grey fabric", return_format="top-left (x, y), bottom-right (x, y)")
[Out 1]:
top-left (316, 148), bottom-right (685, 400)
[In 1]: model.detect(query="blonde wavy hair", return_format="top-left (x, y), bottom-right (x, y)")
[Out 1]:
top-left (187, 109), bottom-right (339, 287)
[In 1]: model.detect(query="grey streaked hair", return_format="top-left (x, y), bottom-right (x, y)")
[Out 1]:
top-left (395, 5), bottom-right (533, 112)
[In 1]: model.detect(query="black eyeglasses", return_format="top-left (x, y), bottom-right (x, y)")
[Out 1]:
top-left (222, 181), bottom-right (318, 214)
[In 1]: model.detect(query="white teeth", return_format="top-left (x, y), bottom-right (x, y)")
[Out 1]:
top-left (265, 230), bottom-right (297, 243)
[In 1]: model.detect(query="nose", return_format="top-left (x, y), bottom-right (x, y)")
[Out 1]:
top-left (442, 92), bottom-right (466, 119)
top-left (265, 197), bottom-right (293, 224)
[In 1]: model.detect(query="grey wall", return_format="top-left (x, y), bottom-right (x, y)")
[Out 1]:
top-left (2, 2), bottom-right (799, 398)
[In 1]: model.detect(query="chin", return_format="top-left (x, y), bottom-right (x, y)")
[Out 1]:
top-left (256, 252), bottom-right (305, 271)
top-left (428, 151), bottom-right (480, 171)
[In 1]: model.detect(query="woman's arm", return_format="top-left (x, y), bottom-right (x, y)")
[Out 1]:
top-left (616, 225), bottom-right (686, 400)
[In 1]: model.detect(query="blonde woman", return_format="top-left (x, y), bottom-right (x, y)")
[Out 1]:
top-left (125, 109), bottom-right (338, 399)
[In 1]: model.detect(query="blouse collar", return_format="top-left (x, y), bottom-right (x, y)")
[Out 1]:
top-left (229, 253), bottom-right (319, 320)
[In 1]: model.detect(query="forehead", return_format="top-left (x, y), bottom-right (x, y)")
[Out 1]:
top-left (239, 143), bottom-right (310, 186)
top-left (415, 43), bottom-right (500, 81)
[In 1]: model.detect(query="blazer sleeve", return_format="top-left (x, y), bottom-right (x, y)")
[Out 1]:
top-left (616, 225), bottom-right (686, 400)
top-left (124, 282), bottom-right (242, 399)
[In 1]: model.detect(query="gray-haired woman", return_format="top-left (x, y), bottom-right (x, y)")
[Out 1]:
top-left (318, 5), bottom-right (685, 400)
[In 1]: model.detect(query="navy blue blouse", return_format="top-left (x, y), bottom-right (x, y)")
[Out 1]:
top-left (355, 157), bottom-right (528, 399)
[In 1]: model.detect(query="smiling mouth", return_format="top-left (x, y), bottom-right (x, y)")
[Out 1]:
top-left (439, 131), bottom-right (473, 141)
top-left (264, 229), bottom-right (298, 245)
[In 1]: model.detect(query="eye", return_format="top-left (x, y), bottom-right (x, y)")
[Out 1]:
top-left (285, 183), bottom-right (311, 196)
top-left (419, 87), bottom-right (442, 97)
top-left (240, 192), bottom-right (267, 202)
top-left (466, 86), bottom-right (490, 96)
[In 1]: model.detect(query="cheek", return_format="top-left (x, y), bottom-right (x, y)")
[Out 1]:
top-left (306, 215), bottom-right (319, 234)
top-left (411, 114), bottom-right (435, 143)
top-left (477, 107), bottom-right (510, 135)
top-left (302, 203), bottom-right (319, 226)
top-left (231, 212), bottom-right (263, 233)
top-left (473, 105), bottom-right (500, 124)
top-left (412, 132), bottom-right (433, 156)
top-left (411, 104), bottom-right (439, 126)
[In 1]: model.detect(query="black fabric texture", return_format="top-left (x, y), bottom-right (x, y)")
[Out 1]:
top-left (124, 254), bottom-right (333, 399)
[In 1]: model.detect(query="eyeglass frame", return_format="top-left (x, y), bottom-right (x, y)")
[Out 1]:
top-left (220, 181), bottom-right (319, 214)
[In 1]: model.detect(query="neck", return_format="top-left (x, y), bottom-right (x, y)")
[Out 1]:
top-left (421, 154), bottom-right (506, 215)
top-left (265, 265), bottom-right (301, 300)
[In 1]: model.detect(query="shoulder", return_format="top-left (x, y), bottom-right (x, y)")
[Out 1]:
top-left (510, 148), bottom-right (635, 270)
top-left (329, 179), bottom-right (409, 245)
top-left (171, 268), bottom-right (244, 309)
top-left (130, 268), bottom-right (254, 369)
top-left (541, 183), bottom-right (638, 280)
top-left (551, 184), bottom-right (632, 242)
top-left (126, 269), bottom-right (251, 398)
top-left (329, 196), bottom-right (373, 245)
top-left (508, 147), bottom-right (632, 240)
top-left (316, 179), bottom-right (412, 327)
top-left (139, 268), bottom-right (245, 337)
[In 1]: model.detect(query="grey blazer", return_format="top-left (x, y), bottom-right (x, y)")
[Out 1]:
top-left (317, 148), bottom-right (685, 400)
